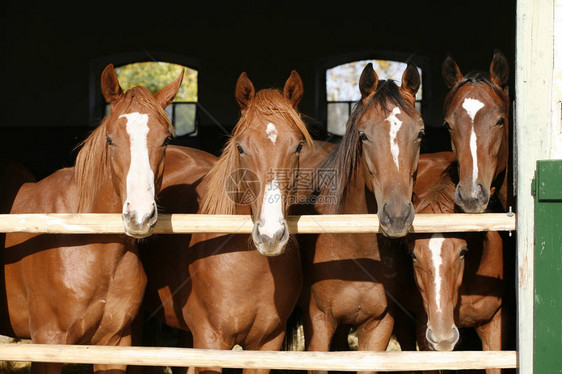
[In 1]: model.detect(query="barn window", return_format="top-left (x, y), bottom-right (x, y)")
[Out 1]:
top-left (107, 61), bottom-right (198, 137)
top-left (326, 60), bottom-right (423, 136)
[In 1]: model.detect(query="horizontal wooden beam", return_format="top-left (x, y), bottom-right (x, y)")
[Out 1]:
top-left (0, 344), bottom-right (517, 371)
top-left (0, 213), bottom-right (516, 234)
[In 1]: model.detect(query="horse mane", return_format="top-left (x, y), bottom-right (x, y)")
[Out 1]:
top-left (443, 70), bottom-right (510, 115)
top-left (317, 80), bottom-right (418, 212)
top-left (75, 86), bottom-right (173, 212)
top-left (415, 166), bottom-right (457, 214)
top-left (201, 88), bottom-right (313, 215)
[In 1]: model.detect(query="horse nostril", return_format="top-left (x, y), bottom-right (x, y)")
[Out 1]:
top-left (148, 205), bottom-right (157, 221)
top-left (381, 203), bottom-right (391, 225)
top-left (476, 182), bottom-right (489, 203)
top-left (452, 326), bottom-right (460, 343)
top-left (402, 201), bottom-right (414, 223)
top-left (123, 202), bottom-right (131, 216)
top-left (274, 224), bottom-right (286, 242)
top-left (426, 328), bottom-right (435, 344)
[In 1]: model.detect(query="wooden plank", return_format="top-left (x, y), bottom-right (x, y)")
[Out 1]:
top-left (0, 344), bottom-right (517, 371)
top-left (0, 213), bottom-right (516, 234)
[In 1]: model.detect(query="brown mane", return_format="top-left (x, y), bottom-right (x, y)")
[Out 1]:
top-left (201, 89), bottom-right (313, 215)
top-left (75, 86), bottom-right (173, 212)
top-left (415, 168), bottom-right (456, 214)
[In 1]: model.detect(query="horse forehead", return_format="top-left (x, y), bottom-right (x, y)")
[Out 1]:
top-left (362, 106), bottom-right (419, 131)
top-left (245, 121), bottom-right (300, 142)
top-left (451, 85), bottom-right (504, 117)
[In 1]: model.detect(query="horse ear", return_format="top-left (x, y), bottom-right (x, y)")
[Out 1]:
top-left (359, 63), bottom-right (379, 100)
top-left (283, 70), bottom-right (304, 109)
top-left (401, 62), bottom-right (421, 99)
top-left (489, 49), bottom-right (510, 87)
top-left (235, 72), bottom-right (255, 111)
top-left (154, 68), bottom-right (185, 109)
top-left (101, 64), bottom-right (123, 103)
top-left (442, 54), bottom-right (463, 89)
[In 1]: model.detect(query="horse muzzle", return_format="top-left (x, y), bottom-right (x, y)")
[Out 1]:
top-left (426, 326), bottom-right (460, 351)
top-left (252, 219), bottom-right (290, 256)
top-left (379, 200), bottom-right (415, 238)
top-left (455, 181), bottom-right (489, 213)
top-left (122, 201), bottom-right (158, 238)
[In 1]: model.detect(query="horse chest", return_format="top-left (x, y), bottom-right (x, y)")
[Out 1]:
top-left (313, 281), bottom-right (388, 324)
top-left (188, 245), bottom-right (301, 324)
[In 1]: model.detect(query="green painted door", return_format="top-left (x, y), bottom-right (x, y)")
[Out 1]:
top-left (533, 160), bottom-right (562, 373)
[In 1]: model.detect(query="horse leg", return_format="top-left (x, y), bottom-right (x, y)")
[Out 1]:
top-left (475, 307), bottom-right (504, 374)
top-left (190, 327), bottom-right (233, 374)
top-left (302, 302), bottom-right (338, 374)
top-left (29, 328), bottom-right (68, 374)
top-left (242, 329), bottom-right (287, 374)
top-left (93, 329), bottom-right (132, 374)
top-left (355, 311), bottom-right (394, 374)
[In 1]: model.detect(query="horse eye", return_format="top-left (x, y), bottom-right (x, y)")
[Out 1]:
top-left (236, 143), bottom-right (245, 154)
top-left (410, 251), bottom-right (417, 261)
top-left (496, 117), bottom-right (505, 126)
top-left (459, 248), bottom-right (468, 258)
top-left (417, 130), bottom-right (425, 140)
top-left (296, 142), bottom-right (303, 153)
top-left (359, 131), bottom-right (369, 141)
top-left (444, 121), bottom-right (452, 130)
top-left (106, 136), bottom-right (114, 146)
top-left (162, 136), bottom-right (172, 147)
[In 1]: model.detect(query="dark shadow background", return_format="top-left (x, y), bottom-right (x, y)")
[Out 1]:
top-left (0, 0), bottom-right (515, 179)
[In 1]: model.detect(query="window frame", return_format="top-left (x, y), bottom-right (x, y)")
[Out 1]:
top-left (89, 51), bottom-right (200, 135)
top-left (315, 51), bottom-right (431, 137)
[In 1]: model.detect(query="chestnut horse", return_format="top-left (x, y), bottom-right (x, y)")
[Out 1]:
top-left (297, 62), bottom-right (422, 374)
top-left (408, 157), bottom-right (506, 374)
top-left (1, 64), bottom-right (183, 374)
top-left (441, 50), bottom-right (510, 213)
top-left (141, 71), bottom-right (313, 374)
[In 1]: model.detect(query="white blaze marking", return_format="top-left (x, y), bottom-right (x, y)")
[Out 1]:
top-left (120, 112), bottom-right (155, 222)
top-left (462, 98), bottom-right (484, 121)
top-left (462, 98), bottom-right (484, 198)
top-left (266, 122), bottom-right (278, 145)
top-left (428, 234), bottom-right (445, 314)
top-left (259, 178), bottom-right (284, 238)
top-left (386, 107), bottom-right (402, 170)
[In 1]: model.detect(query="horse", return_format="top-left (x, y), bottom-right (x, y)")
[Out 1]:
top-left (441, 50), bottom-right (510, 213)
top-left (140, 70), bottom-right (313, 374)
top-left (407, 156), bottom-right (506, 374)
top-left (1, 64), bottom-right (183, 374)
top-left (296, 62), bottom-right (423, 374)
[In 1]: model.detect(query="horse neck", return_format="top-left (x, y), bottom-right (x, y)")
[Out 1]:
top-left (340, 170), bottom-right (373, 214)
top-left (77, 168), bottom-right (122, 213)
top-left (462, 232), bottom-right (504, 296)
top-left (316, 160), bottom-right (372, 215)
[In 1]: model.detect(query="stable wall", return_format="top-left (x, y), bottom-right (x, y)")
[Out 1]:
top-left (0, 0), bottom-right (516, 178)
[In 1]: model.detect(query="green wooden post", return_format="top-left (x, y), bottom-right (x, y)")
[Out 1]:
top-left (533, 160), bottom-right (562, 373)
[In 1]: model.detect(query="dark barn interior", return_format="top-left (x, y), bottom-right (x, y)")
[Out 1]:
top-left (0, 1), bottom-right (515, 180)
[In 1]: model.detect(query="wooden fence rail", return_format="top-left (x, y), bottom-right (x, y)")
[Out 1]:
top-left (0, 213), bottom-right (516, 234)
top-left (0, 213), bottom-right (518, 371)
top-left (0, 344), bottom-right (517, 371)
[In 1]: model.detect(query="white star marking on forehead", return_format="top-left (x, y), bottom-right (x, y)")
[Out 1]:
top-left (266, 123), bottom-right (278, 145)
